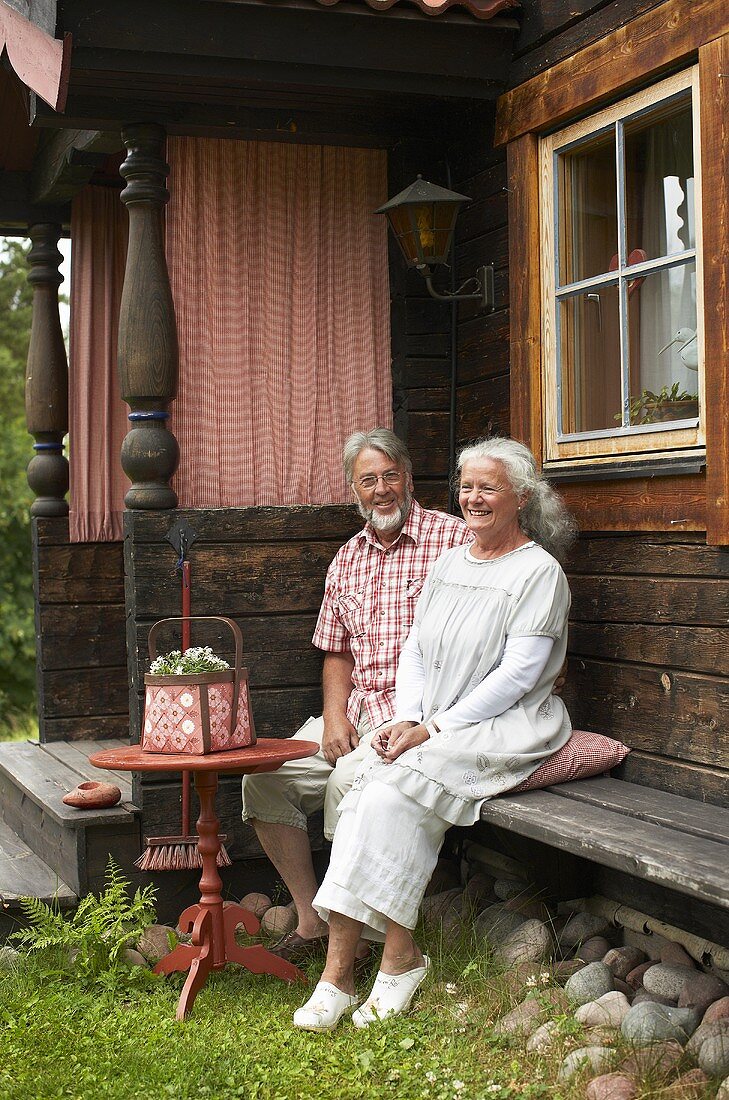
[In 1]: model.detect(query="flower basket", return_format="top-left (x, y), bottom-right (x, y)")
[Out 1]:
top-left (141, 616), bottom-right (256, 755)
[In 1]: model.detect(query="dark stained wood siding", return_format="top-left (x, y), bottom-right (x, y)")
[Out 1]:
top-left (32, 518), bottom-right (129, 742)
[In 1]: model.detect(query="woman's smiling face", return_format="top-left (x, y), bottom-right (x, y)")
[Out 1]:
top-left (458, 458), bottom-right (524, 549)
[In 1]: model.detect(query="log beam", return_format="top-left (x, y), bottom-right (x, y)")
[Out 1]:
top-left (30, 128), bottom-right (123, 206)
top-left (117, 123), bottom-right (179, 510)
top-left (25, 222), bottom-right (69, 517)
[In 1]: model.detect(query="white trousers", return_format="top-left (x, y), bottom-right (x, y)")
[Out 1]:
top-left (241, 713), bottom-right (378, 840)
top-left (313, 780), bottom-right (448, 941)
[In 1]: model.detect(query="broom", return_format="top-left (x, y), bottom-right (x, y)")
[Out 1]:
top-left (135, 527), bottom-right (232, 872)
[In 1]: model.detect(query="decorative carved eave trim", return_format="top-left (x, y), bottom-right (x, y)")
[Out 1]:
top-left (312, 0), bottom-right (519, 19)
top-left (0, 0), bottom-right (71, 111)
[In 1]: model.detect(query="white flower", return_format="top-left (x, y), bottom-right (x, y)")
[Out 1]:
top-left (425, 1071), bottom-right (437, 1083)
top-left (180, 692), bottom-right (194, 708)
top-left (445, 982), bottom-right (458, 995)
top-left (525, 975), bottom-right (537, 987)
top-left (182, 719), bottom-right (195, 734)
top-left (453, 1081), bottom-right (465, 1091)
top-left (540, 971), bottom-right (551, 983)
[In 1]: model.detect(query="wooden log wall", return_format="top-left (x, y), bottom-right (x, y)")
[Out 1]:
top-left (124, 506), bottom-right (360, 858)
top-left (444, 0), bottom-right (729, 927)
top-left (32, 518), bottom-right (129, 741)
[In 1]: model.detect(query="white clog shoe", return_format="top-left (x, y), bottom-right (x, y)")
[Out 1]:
top-left (293, 981), bottom-right (360, 1032)
top-left (352, 955), bottom-right (431, 1027)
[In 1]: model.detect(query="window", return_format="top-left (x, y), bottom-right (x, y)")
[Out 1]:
top-left (540, 69), bottom-right (704, 471)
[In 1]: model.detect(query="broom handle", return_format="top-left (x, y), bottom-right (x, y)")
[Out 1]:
top-left (181, 560), bottom-right (192, 837)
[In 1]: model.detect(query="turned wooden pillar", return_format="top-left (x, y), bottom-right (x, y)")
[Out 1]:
top-left (25, 222), bottom-right (69, 516)
top-left (118, 123), bottom-right (179, 509)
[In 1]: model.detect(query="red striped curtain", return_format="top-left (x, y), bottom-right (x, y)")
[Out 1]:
top-left (68, 140), bottom-right (391, 539)
top-left (167, 138), bottom-right (392, 507)
top-left (69, 186), bottom-right (129, 542)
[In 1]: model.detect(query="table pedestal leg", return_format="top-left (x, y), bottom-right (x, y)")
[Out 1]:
top-left (154, 770), bottom-right (305, 1018)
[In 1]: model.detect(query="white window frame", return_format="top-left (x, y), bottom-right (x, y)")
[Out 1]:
top-left (540, 67), bottom-right (705, 471)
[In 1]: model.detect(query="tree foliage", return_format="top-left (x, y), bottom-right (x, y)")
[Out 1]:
top-left (0, 239), bottom-right (36, 726)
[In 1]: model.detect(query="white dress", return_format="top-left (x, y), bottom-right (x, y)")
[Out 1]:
top-left (313, 541), bottom-right (572, 936)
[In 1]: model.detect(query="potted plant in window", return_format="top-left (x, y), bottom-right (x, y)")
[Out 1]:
top-left (618, 382), bottom-right (699, 426)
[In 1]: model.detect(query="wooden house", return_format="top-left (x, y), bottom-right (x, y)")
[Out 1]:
top-left (0, 0), bottom-right (726, 946)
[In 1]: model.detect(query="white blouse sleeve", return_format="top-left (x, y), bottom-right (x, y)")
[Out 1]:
top-left (393, 624), bottom-right (426, 723)
top-left (433, 633), bottom-right (554, 730)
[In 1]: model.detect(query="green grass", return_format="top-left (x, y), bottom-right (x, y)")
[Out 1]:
top-left (0, 926), bottom-right (717, 1100)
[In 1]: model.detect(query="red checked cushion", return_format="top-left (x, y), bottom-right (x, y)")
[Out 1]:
top-left (512, 730), bottom-right (631, 793)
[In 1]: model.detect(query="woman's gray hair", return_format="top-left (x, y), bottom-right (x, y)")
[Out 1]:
top-left (456, 437), bottom-right (578, 562)
top-left (342, 428), bottom-right (413, 484)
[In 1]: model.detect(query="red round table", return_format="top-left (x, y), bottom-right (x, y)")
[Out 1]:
top-left (90, 739), bottom-right (318, 1020)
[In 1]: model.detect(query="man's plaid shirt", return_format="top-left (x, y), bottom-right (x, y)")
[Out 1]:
top-left (312, 500), bottom-right (472, 729)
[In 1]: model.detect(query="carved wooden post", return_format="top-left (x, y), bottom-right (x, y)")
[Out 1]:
top-left (118, 123), bottom-right (179, 509)
top-left (25, 222), bottom-right (69, 516)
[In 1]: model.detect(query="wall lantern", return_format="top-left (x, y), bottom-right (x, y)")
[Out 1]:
top-left (375, 176), bottom-right (494, 312)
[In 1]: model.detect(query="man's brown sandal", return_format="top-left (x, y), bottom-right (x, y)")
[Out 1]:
top-left (269, 930), bottom-right (328, 962)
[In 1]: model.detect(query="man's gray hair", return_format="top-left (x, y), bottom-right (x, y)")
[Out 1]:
top-left (342, 428), bottom-right (413, 484)
top-left (456, 437), bottom-right (578, 562)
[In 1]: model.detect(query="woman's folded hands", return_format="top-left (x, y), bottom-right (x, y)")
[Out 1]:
top-left (373, 720), bottom-right (430, 762)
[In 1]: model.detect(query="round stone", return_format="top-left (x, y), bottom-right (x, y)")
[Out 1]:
top-left (631, 989), bottom-right (677, 1007)
top-left (0, 946), bottom-right (20, 970)
top-left (239, 892), bottom-right (273, 918)
top-left (461, 872), bottom-right (494, 913)
top-left (260, 905), bottom-right (296, 936)
top-left (717, 1075), bottom-right (729, 1100)
top-left (660, 1069), bottom-right (711, 1099)
top-left (678, 970), bottom-right (729, 1009)
top-left (475, 903), bottom-right (526, 946)
top-left (643, 963), bottom-right (696, 1001)
top-left (585, 1073), bottom-right (637, 1100)
top-left (559, 1046), bottom-right (614, 1081)
top-left (526, 1020), bottom-right (560, 1052)
top-left (603, 946), bottom-right (646, 980)
top-left (493, 996), bottom-right (544, 1036)
top-left (137, 924), bottom-right (177, 962)
top-left (494, 918), bottom-right (553, 965)
top-left (422, 888), bottom-right (462, 932)
top-left (704, 997), bottom-right (729, 1024)
top-left (577, 937), bottom-right (612, 963)
top-left (620, 1002), bottom-right (699, 1046)
top-left (561, 913), bottom-right (612, 949)
top-left (659, 941), bottom-right (695, 968)
top-left (565, 962), bottom-right (615, 1005)
top-left (619, 1039), bottom-right (684, 1078)
top-left (123, 948), bottom-right (149, 968)
top-left (698, 1031), bottom-right (729, 1078)
top-left (494, 877), bottom-right (528, 901)
top-left (626, 960), bottom-right (658, 989)
top-left (576, 991), bottom-right (632, 1028)
top-left (684, 1016), bottom-right (729, 1059)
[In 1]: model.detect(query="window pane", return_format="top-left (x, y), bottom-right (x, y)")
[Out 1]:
top-left (558, 131), bottom-right (617, 285)
top-left (626, 260), bottom-right (698, 425)
top-left (625, 97), bottom-right (695, 263)
top-left (560, 284), bottom-right (621, 433)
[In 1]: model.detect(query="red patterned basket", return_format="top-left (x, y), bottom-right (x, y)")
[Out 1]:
top-left (141, 616), bottom-right (256, 755)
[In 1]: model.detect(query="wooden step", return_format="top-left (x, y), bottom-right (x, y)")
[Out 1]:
top-left (0, 816), bottom-right (76, 940)
top-left (0, 740), bottom-right (141, 896)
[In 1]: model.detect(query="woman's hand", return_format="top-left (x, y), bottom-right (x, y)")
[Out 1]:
top-left (373, 720), bottom-right (430, 762)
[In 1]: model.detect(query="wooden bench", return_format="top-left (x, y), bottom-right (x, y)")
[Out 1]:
top-left (478, 775), bottom-right (729, 941)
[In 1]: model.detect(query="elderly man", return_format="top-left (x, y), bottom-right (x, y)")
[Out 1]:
top-left (241, 428), bottom-right (471, 961)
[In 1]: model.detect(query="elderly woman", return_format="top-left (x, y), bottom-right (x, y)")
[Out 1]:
top-left (293, 437), bottom-right (577, 1032)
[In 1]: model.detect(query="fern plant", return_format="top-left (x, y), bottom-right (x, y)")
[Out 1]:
top-left (11, 857), bottom-right (158, 988)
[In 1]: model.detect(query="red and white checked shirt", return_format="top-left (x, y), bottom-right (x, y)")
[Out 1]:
top-left (312, 500), bottom-right (472, 728)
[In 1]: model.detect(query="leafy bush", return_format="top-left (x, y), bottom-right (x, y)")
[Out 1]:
top-left (11, 858), bottom-right (158, 989)
top-left (149, 646), bottom-right (231, 675)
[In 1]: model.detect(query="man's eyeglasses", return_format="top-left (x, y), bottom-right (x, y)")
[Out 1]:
top-left (356, 471), bottom-right (404, 490)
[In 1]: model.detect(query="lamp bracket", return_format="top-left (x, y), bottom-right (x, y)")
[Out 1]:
top-left (419, 264), bottom-right (494, 313)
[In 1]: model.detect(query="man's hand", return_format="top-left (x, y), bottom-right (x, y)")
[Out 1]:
top-left (321, 716), bottom-right (359, 766)
top-left (373, 720), bottom-right (429, 762)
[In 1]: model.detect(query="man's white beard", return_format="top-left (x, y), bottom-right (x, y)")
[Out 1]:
top-left (358, 489), bottom-right (412, 532)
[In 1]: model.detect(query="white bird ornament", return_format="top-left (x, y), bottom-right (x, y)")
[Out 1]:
top-left (658, 327), bottom-right (698, 372)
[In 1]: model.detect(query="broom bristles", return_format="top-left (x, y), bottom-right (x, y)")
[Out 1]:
top-left (134, 836), bottom-right (232, 872)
